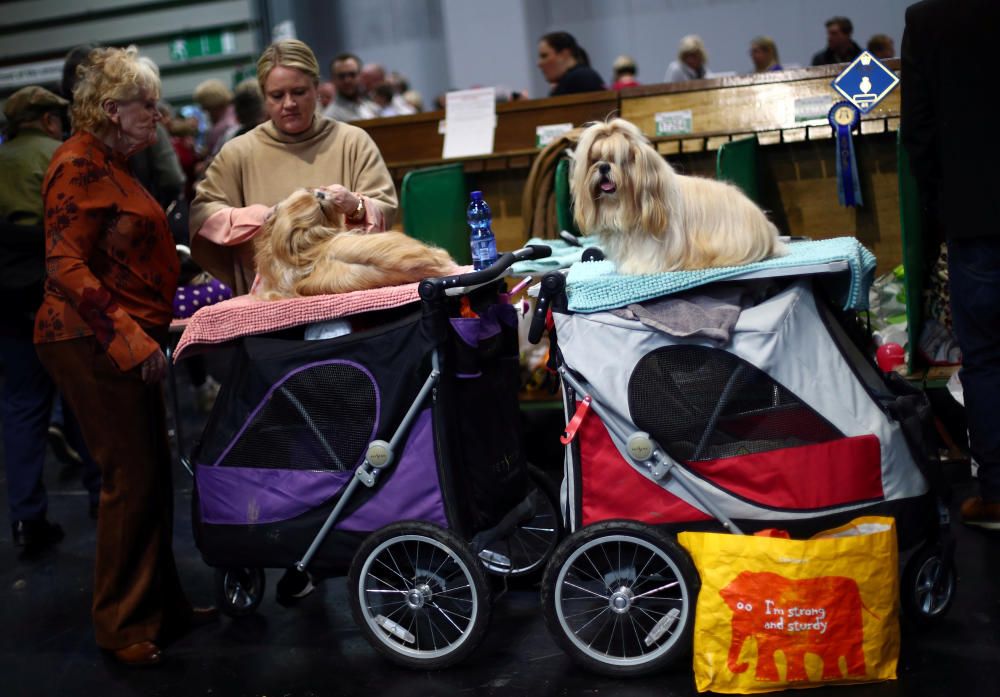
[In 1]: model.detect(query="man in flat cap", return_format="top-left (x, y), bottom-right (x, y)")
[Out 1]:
top-left (1, 86), bottom-right (67, 226)
top-left (1, 85), bottom-right (100, 552)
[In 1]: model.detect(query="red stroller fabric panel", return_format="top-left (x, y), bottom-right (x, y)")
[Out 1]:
top-left (579, 414), bottom-right (712, 526)
top-left (683, 435), bottom-right (884, 510)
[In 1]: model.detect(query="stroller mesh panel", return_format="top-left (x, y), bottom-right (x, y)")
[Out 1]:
top-left (221, 363), bottom-right (377, 471)
top-left (628, 346), bottom-right (843, 461)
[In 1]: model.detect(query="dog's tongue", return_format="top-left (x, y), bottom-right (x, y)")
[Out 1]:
top-left (600, 181), bottom-right (617, 193)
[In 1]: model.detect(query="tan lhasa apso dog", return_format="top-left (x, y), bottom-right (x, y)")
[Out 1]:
top-left (254, 188), bottom-right (456, 299)
top-left (572, 119), bottom-right (786, 273)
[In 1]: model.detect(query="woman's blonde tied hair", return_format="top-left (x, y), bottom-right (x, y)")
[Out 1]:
top-left (70, 46), bottom-right (160, 135)
top-left (256, 39), bottom-right (320, 93)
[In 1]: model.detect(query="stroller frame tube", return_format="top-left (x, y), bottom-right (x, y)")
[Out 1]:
top-left (557, 365), bottom-right (744, 535)
top-left (294, 349), bottom-right (442, 573)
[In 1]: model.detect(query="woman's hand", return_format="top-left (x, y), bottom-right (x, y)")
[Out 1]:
top-left (316, 185), bottom-right (362, 219)
top-left (140, 348), bottom-right (168, 384)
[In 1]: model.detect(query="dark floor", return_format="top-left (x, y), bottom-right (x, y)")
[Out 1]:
top-left (1, 369), bottom-right (998, 697)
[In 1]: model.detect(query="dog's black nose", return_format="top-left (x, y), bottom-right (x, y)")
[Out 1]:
top-left (598, 163), bottom-right (611, 175)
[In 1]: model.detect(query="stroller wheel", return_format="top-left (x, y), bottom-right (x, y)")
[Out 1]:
top-left (215, 567), bottom-right (266, 617)
top-left (541, 520), bottom-right (697, 677)
top-left (348, 521), bottom-right (491, 669)
top-left (479, 465), bottom-right (563, 584)
top-left (901, 541), bottom-right (956, 626)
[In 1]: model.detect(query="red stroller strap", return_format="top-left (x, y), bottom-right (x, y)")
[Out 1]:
top-left (561, 395), bottom-right (592, 445)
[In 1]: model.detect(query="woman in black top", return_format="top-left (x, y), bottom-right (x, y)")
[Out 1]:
top-left (538, 32), bottom-right (605, 96)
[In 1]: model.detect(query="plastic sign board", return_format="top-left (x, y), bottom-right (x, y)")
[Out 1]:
top-left (655, 110), bottom-right (693, 136)
top-left (536, 122), bottom-right (573, 148)
top-left (169, 31), bottom-right (236, 62)
top-left (831, 52), bottom-right (899, 114)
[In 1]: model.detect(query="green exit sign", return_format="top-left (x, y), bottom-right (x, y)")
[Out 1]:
top-left (169, 31), bottom-right (236, 62)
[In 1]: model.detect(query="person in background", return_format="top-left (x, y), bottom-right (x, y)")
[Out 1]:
top-left (0, 86), bottom-right (101, 552)
top-left (538, 31), bottom-right (605, 96)
top-left (811, 16), bottom-right (863, 66)
top-left (902, 0), bottom-right (1000, 529)
top-left (610, 55), bottom-right (640, 90)
top-left (370, 82), bottom-right (398, 117)
top-left (360, 63), bottom-right (415, 116)
top-left (750, 36), bottom-right (783, 72)
top-left (193, 78), bottom-right (238, 158)
top-left (130, 56), bottom-right (185, 209)
top-left (664, 35), bottom-right (710, 83)
top-left (323, 53), bottom-right (378, 122)
top-left (402, 89), bottom-right (424, 113)
top-left (34, 46), bottom-right (216, 667)
top-left (230, 77), bottom-right (266, 139)
top-left (317, 80), bottom-right (335, 111)
top-left (867, 33), bottom-right (896, 60)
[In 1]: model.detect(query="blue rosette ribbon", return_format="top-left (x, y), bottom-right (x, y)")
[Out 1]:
top-left (829, 101), bottom-right (862, 207)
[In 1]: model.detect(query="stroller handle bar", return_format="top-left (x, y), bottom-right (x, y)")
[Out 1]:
top-left (418, 245), bottom-right (552, 302)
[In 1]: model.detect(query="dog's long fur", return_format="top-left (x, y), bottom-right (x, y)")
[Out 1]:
top-left (572, 118), bottom-right (785, 273)
top-left (254, 188), bottom-right (455, 299)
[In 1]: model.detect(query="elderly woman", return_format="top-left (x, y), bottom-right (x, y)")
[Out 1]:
top-left (664, 35), bottom-right (710, 83)
top-left (537, 31), bottom-right (606, 97)
top-left (34, 46), bottom-right (214, 667)
top-left (190, 39), bottom-right (397, 295)
top-left (750, 36), bottom-right (783, 73)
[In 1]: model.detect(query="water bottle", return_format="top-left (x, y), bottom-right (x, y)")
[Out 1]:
top-left (467, 191), bottom-right (498, 271)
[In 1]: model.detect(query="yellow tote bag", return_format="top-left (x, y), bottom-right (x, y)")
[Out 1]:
top-left (678, 517), bottom-right (899, 694)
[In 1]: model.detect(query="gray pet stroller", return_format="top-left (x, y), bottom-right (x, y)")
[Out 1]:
top-left (526, 252), bottom-right (955, 676)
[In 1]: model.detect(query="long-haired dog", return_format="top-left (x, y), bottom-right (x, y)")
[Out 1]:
top-left (572, 118), bottom-right (785, 273)
top-left (254, 188), bottom-right (456, 299)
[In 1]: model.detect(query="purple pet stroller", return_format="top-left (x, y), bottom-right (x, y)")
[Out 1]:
top-left (526, 247), bottom-right (956, 676)
top-left (188, 245), bottom-right (560, 669)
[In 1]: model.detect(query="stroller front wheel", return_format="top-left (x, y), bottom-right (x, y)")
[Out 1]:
top-left (348, 521), bottom-right (491, 669)
top-left (541, 520), bottom-right (698, 677)
top-left (901, 541), bottom-right (957, 626)
top-left (215, 567), bottom-right (266, 617)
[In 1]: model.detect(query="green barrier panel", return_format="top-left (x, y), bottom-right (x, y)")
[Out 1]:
top-left (897, 129), bottom-right (926, 373)
top-left (554, 158), bottom-right (581, 237)
top-left (716, 136), bottom-right (760, 203)
top-left (400, 163), bottom-right (472, 265)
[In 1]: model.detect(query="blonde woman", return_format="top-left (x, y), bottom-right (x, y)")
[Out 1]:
top-left (664, 35), bottom-right (709, 82)
top-left (750, 36), bottom-right (783, 72)
top-left (35, 46), bottom-right (215, 667)
top-left (190, 39), bottom-right (397, 296)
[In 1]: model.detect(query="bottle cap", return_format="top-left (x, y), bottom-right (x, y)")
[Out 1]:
top-left (471, 191), bottom-right (483, 200)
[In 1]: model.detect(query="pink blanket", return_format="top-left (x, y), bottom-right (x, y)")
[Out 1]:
top-left (174, 283), bottom-right (424, 361)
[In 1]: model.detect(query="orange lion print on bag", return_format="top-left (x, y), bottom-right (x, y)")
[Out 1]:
top-left (719, 571), bottom-right (870, 683)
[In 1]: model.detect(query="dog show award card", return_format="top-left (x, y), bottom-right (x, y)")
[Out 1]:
top-left (442, 87), bottom-right (496, 159)
top-left (655, 109), bottom-right (693, 137)
top-left (536, 122), bottom-right (573, 148)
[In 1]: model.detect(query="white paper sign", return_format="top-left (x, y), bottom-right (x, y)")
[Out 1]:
top-left (655, 110), bottom-right (693, 136)
top-left (536, 122), bottom-right (574, 148)
top-left (443, 87), bottom-right (496, 159)
top-left (794, 95), bottom-right (834, 122)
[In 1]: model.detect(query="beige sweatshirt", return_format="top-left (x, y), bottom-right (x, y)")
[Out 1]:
top-left (189, 115), bottom-right (398, 294)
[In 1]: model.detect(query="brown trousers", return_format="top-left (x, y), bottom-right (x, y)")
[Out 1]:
top-left (36, 334), bottom-right (191, 649)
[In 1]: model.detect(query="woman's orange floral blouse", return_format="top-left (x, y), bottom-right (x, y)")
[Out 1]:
top-left (34, 131), bottom-right (179, 372)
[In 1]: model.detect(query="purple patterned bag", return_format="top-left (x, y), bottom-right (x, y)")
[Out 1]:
top-left (173, 277), bottom-right (232, 319)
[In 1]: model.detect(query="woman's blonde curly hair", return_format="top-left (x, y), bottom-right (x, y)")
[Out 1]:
top-left (71, 46), bottom-right (160, 134)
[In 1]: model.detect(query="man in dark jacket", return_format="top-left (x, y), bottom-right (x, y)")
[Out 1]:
top-left (0, 86), bottom-right (100, 550)
top-left (811, 16), bottom-right (863, 66)
top-left (902, 0), bottom-right (1000, 528)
